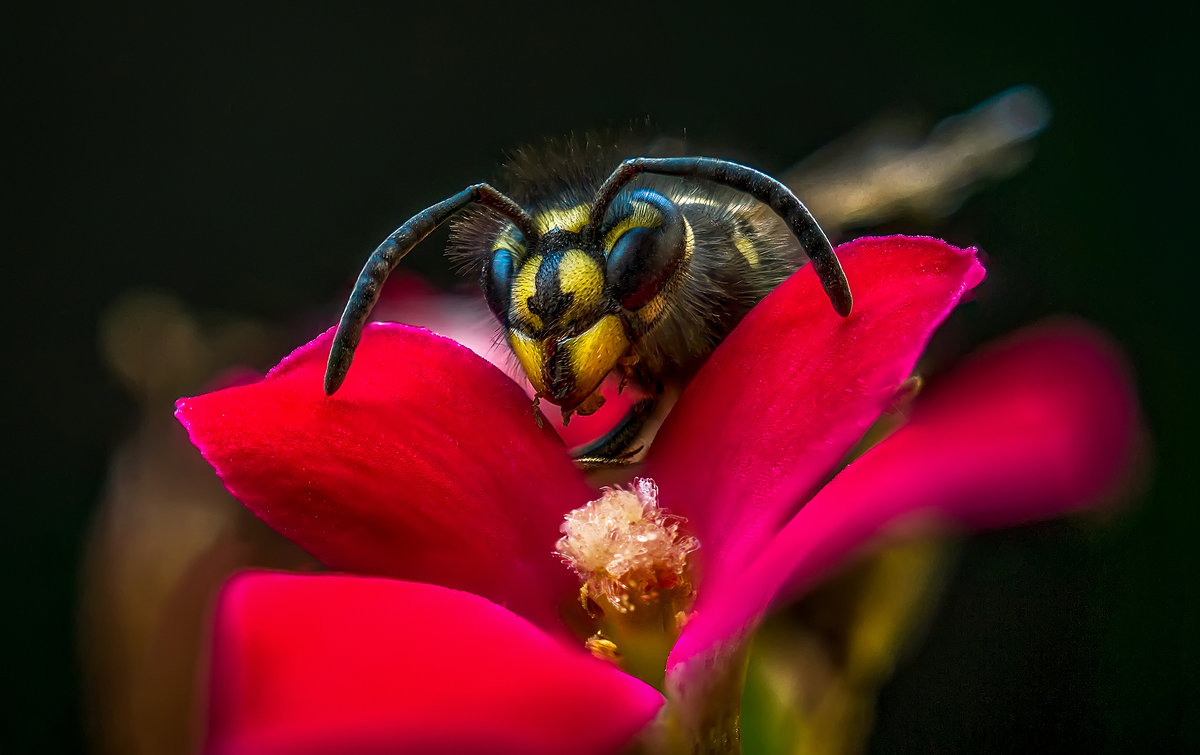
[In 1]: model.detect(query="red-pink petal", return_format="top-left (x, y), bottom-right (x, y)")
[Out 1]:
top-left (176, 324), bottom-right (591, 630)
top-left (668, 322), bottom-right (1140, 670)
top-left (208, 573), bottom-right (663, 755)
top-left (646, 236), bottom-right (985, 582)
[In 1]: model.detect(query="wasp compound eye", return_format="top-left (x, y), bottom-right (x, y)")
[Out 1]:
top-left (607, 227), bottom-right (681, 310)
top-left (484, 246), bottom-right (515, 319)
top-left (602, 190), bottom-right (687, 311)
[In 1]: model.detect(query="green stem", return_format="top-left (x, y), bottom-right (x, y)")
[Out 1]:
top-left (634, 641), bottom-right (750, 754)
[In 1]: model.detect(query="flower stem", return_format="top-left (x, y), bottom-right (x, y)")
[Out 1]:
top-left (636, 641), bottom-right (750, 754)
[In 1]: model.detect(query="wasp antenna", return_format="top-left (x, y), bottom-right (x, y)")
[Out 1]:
top-left (590, 157), bottom-right (853, 317)
top-left (324, 183), bottom-right (535, 395)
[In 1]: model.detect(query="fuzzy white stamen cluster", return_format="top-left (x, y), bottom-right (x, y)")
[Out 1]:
top-left (555, 478), bottom-right (699, 614)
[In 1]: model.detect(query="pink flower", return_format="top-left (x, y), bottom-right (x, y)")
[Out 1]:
top-left (177, 236), bottom-right (1139, 754)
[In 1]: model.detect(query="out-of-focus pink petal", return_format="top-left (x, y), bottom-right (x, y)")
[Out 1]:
top-left (176, 324), bottom-right (590, 630)
top-left (208, 573), bottom-right (663, 755)
top-left (372, 277), bottom-right (511, 371)
top-left (647, 236), bottom-right (985, 582)
top-left (668, 322), bottom-right (1139, 670)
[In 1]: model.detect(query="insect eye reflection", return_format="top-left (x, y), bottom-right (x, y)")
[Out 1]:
top-left (323, 150), bottom-right (853, 464)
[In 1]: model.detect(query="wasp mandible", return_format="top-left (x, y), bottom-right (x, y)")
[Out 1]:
top-left (324, 145), bottom-right (853, 462)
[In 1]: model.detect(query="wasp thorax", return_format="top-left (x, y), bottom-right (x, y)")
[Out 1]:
top-left (555, 478), bottom-right (699, 616)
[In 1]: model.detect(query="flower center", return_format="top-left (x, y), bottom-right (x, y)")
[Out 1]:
top-left (555, 477), bottom-right (699, 686)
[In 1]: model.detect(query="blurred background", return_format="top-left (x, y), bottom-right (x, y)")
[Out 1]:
top-left (6, 2), bottom-right (1194, 753)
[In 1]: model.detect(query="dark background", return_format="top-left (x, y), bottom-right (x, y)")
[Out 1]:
top-left (7, 2), bottom-right (1194, 753)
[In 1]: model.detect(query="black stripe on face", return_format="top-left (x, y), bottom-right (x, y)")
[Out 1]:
top-left (528, 251), bottom-right (574, 324)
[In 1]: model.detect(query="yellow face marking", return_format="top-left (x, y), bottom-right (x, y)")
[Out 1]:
top-left (492, 224), bottom-right (526, 258)
top-left (533, 205), bottom-right (590, 235)
top-left (602, 201), bottom-right (663, 252)
top-left (560, 315), bottom-right (630, 404)
top-left (507, 329), bottom-right (548, 394)
top-left (557, 249), bottom-right (605, 322)
top-left (511, 255), bottom-right (543, 330)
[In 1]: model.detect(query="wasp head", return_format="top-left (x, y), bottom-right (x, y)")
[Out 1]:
top-left (482, 189), bottom-right (689, 417)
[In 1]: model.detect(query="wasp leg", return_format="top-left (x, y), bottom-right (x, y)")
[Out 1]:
top-left (572, 398), bottom-right (656, 469)
top-left (530, 393), bottom-right (546, 429)
top-left (616, 353), bottom-right (640, 394)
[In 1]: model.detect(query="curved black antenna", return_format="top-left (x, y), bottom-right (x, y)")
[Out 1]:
top-left (324, 183), bottom-right (536, 395)
top-left (588, 157), bottom-right (853, 317)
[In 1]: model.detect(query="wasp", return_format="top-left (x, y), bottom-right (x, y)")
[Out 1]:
top-left (324, 142), bottom-right (853, 463)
